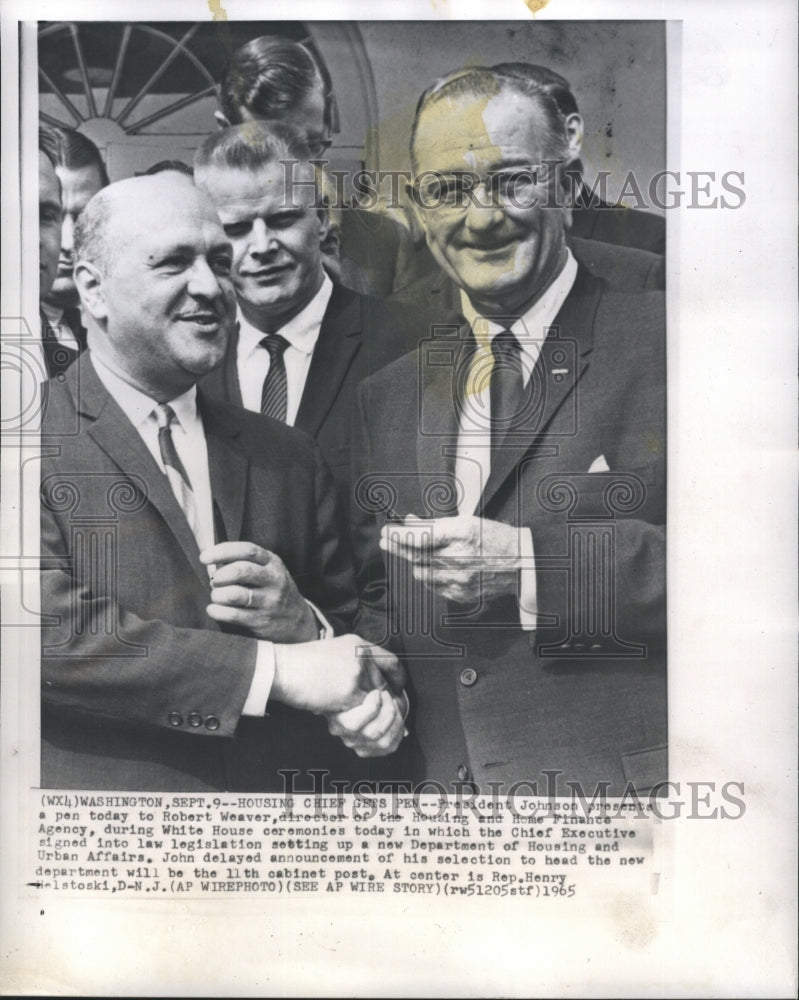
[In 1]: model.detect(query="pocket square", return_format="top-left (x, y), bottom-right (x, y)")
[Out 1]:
top-left (587, 454), bottom-right (610, 473)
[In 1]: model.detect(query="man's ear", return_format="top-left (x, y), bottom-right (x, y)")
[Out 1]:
top-left (564, 112), bottom-right (584, 161)
top-left (73, 260), bottom-right (108, 322)
top-left (403, 181), bottom-right (428, 245)
top-left (213, 110), bottom-right (231, 130)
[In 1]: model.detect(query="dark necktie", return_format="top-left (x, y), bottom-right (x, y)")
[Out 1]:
top-left (490, 328), bottom-right (526, 452)
top-left (153, 403), bottom-right (200, 543)
top-left (259, 334), bottom-right (290, 420)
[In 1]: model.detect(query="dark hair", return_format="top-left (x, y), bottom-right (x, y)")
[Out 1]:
top-left (142, 159), bottom-right (194, 177)
top-left (38, 124), bottom-right (62, 168)
top-left (52, 127), bottom-right (110, 186)
top-left (490, 62), bottom-right (580, 118)
top-left (219, 35), bottom-right (337, 132)
top-left (410, 66), bottom-right (568, 168)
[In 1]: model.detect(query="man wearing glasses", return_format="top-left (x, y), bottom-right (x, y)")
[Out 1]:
top-left (351, 66), bottom-right (667, 797)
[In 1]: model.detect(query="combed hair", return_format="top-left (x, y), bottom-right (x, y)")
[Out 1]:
top-left (491, 62), bottom-right (580, 118)
top-left (410, 65), bottom-right (569, 168)
top-left (53, 127), bottom-right (110, 186)
top-left (194, 120), bottom-right (317, 178)
top-left (38, 124), bottom-right (62, 168)
top-left (219, 35), bottom-right (336, 130)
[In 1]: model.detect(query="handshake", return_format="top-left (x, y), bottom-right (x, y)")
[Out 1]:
top-left (272, 634), bottom-right (408, 758)
top-left (201, 541), bottom-right (407, 758)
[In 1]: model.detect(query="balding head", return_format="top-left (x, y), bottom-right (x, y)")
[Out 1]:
top-left (73, 172), bottom-right (237, 401)
top-left (75, 172), bottom-right (199, 276)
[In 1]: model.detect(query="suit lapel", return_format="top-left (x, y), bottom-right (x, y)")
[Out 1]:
top-left (200, 393), bottom-right (248, 545)
top-left (294, 284), bottom-right (363, 438)
top-left (415, 321), bottom-right (471, 516)
top-left (477, 266), bottom-right (602, 513)
top-left (73, 358), bottom-right (211, 588)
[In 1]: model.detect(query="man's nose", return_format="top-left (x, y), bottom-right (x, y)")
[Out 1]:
top-left (187, 258), bottom-right (224, 300)
top-left (462, 184), bottom-right (506, 232)
top-left (249, 218), bottom-right (279, 255)
top-left (61, 213), bottom-right (75, 253)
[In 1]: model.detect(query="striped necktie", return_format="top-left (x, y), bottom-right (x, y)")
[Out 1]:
top-left (260, 334), bottom-right (290, 420)
top-left (153, 403), bottom-right (200, 543)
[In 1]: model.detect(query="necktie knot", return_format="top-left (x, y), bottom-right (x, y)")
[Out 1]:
top-left (154, 402), bottom-right (177, 431)
top-left (491, 327), bottom-right (522, 363)
top-left (260, 333), bottom-right (290, 362)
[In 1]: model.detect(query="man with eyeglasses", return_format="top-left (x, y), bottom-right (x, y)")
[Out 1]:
top-left (351, 67), bottom-right (667, 796)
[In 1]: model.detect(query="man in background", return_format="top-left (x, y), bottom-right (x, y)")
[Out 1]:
top-left (492, 62), bottom-right (666, 254)
top-left (215, 34), bottom-right (428, 297)
top-left (40, 128), bottom-right (108, 374)
top-left (195, 123), bottom-right (415, 508)
top-left (38, 126), bottom-right (62, 306)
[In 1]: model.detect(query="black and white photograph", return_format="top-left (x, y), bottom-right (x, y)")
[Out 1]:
top-left (1, 1), bottom-right (795, 996)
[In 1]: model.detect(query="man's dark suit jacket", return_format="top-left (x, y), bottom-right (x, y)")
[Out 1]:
top-left (201, 282), bottom-right (417, 507)
top-left (351, 265), bottom-right (667, 796)
top-left (41, 356), bottom-right (362, 792)
top-left (570, 198), bottom-right (666, 256)
top-left (40, 307), bottom-right (87, 380)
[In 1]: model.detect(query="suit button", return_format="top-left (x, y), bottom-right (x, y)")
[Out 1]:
top-left (204, 716), bottom-right (220, 731)
top-left (457, 764), bottom-right (471, 782)
top-left (168, 712), bottom-right (183, 727)
top-left (459, 668), bottom-right (478, 687)
top-left (187, 712), bottom-right (203, 728)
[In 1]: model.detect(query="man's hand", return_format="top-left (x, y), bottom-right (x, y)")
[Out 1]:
top-left (380, 514), bottom-right (524, 604)
top-left (201, 541), bottom-right (317, 642)
top-left (327, 688), bottom-right (407, 757)
top-left (271, 634), bottom-right (407, 716)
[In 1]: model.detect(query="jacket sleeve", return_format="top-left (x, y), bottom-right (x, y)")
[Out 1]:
top-left (40, 499), bottom-right (258, 738)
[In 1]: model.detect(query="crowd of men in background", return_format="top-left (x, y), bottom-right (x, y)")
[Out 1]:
top-left (37, 36), bottom-right (666, 795)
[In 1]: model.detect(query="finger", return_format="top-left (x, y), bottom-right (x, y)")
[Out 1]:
top-left (327, 689), bottom-right (382, 736)
top-left (210, 560), bottom-right (271, 588)
top-left (360, 646), bottom-right (408, 695)
top-left (200, 541), bottom-right (271, 568)
top-left (350, 697), bottom-right (406, 755)
top-left (347, 691), bottom-right (401, 743)
top-left (359, 644), bottom-right (407, 696)
top-left (209, 584), bottom-right (258, 609)
top-left (206, 602), bottom-right (258, 627)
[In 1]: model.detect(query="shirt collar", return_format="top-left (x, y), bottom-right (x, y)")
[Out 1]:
top-left (41, 301), bottom-right (64, 326)
top-left (89, 350), bottom-right (198, 432)
top-left (460, 248), bottom-right (578, 351)
top-left (238, 273), bottom-right (334, 360)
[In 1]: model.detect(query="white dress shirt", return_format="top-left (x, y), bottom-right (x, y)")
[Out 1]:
top-left (236, 274), bottom-right (334, 420)
top-left (456, 249), bottom-right (578, 628)
top-left (88, 350), bottom-right (331, 717)
top-left (41, 301), bottom-right (82, 353)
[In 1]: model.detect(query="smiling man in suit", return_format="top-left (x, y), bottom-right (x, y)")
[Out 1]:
top-left (40, 171), bottom-right (407, 792)
top-left (194, 123), bottom-right (413, 508)
top-left (351, 67), bottom-right (667, 796)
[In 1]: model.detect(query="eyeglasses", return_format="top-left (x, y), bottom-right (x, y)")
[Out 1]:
top-left (305, 136), bottom-right (334, 158)
top-left (411, 166), bottom-right (551, 212)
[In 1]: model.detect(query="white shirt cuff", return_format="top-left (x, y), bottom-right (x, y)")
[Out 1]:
top-left (305, 599), bottom-right (335, 639)
top-left (518, 527), bottom-right (538, 630)
top-left (242, 641), bottom-right (277, 716)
